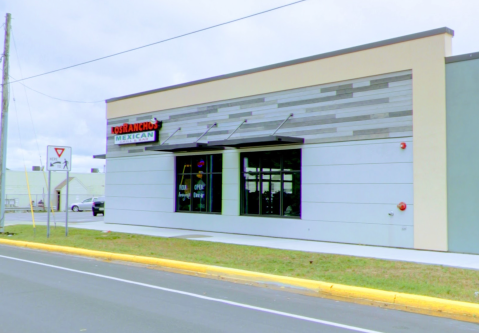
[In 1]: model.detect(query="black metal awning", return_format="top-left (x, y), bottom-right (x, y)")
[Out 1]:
top-left (207, 135), bottom-right (303, 148)
top-left (93, 154), bottom-right (106, 159)
top-left (145, 143), bottom-right (224, 152)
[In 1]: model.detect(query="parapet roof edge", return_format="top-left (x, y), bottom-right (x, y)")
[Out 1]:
top-left (446, 52), bottom-right (479, 64)
top-left (106, 27), bottom-right (454, 103)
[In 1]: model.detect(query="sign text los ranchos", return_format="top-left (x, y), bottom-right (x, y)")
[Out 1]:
top-left (112, 120), bottom-right (163, 145)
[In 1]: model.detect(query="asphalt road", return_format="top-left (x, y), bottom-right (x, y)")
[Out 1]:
top-left (0, 245), bottom-right (477, 333)
top-left (5, 211), bottom-right (103, 225)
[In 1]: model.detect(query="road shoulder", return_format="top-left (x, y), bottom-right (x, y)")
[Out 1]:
top-left (1, 238), bottom-right (478, 324)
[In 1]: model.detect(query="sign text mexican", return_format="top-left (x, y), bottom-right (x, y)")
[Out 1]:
top-left (114, 131), bottom-right (156, 144)
top-left (111, 120), bottom-right (162, 145)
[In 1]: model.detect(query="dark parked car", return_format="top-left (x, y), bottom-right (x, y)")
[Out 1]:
top-left (92, 197), bottom-right (105, 216)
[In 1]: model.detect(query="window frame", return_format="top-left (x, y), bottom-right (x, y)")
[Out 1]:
top-left (240, 149), bottom-right (301, 219)
top-left (175, 154), bottom-right (222, 214)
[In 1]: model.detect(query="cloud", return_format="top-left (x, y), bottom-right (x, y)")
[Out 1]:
top-left (0, 0), bottom-right (478, 173)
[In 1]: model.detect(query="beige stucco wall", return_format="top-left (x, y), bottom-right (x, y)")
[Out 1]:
top-left (107, 33), bottom-right (452, 251)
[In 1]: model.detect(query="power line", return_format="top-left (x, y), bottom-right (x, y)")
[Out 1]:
top-left (8, 0), bottom-right (307, 85)
top-left (10, 75), bottom-right (104, 103)
top-left (11, 84), bottom-right (38, 232)
top-left (10, 33), bottom-right (51, 199)
top-left (11, 31), bottom-right (102, 103)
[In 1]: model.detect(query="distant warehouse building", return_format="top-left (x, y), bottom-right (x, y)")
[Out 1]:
top-left (99, 27), bottom-right (479, 254)
top-left (5, 169), bottom-right (105, 211)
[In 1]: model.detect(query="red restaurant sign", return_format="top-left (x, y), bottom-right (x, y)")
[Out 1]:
top-left (111, 120), bottom-right (162, 135)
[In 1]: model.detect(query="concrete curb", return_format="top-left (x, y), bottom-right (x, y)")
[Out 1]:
top-left (1, 238), bottom-right (478, 322)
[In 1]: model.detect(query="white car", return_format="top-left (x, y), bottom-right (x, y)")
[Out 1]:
top-left (71, 197), bottom-right (98, 212)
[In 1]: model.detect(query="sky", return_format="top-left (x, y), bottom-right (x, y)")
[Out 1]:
top-left (0, 0), bottom-right (478, 173)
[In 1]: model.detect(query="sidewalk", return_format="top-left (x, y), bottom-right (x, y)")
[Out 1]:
top-left (67, 221), bottom-right (479, 271)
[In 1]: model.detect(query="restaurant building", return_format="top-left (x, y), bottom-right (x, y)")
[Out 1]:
top-left (101, 27), bottom-right (479, 254)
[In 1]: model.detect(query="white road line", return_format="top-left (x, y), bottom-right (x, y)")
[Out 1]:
top-left (0, 254), bottom-right (384, 333)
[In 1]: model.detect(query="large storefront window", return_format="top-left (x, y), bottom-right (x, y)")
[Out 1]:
top-left (176, 154), bottom-right (222, 213)
top-left (241, 150), bottom-right (301, 218)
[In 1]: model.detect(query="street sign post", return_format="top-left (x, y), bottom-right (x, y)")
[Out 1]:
top-left (46, 146), bottom-right (72, 172)
top-left (46, 146), bottom-right (72, 237)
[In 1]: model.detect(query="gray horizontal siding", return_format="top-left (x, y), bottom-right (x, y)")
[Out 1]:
top-left (306, 97), bottom-right (389, 112)
top-left (106, 71), bottom-right (413, 157)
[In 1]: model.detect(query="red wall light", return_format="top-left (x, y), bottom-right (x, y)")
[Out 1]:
top-left (400, 142), bottom-right (407, 149)
top-left (397, 202), bottom-right (407, 211)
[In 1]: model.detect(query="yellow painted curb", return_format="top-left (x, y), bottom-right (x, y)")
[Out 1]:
top-left (1, 238), bottom-right (478, 322)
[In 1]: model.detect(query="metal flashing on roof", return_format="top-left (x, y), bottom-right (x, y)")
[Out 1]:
top-left (207, 135), bottom-right (304, 148)
top-left (446, 52), bottom-right (479, 64)
top-left (93, 154), bottom-right (106, 159)
top-left (106, 27), bottom-right (454, 104)
top-left (145, 143), bottom-right (224, 153)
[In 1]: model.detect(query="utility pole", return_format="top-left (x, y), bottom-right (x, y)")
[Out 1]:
top-left (0, 13), bottom-right (11, 233)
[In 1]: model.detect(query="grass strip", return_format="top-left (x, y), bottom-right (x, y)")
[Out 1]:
top-left (2, 224), bottom-right (479, 304)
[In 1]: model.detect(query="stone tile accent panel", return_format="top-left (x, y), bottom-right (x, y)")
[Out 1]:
top-left (107, 71), bottom-right (413, 157)
top-left (136, 115), bottom-right (154, 121)
top-left (306, 98), bottom-right (389, 112)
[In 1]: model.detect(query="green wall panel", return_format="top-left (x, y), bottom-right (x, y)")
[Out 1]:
top-left (446, 57), bottom-right (479, 254)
